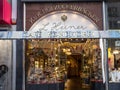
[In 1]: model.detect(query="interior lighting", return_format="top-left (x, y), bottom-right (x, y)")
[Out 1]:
top-left (52, 15), bottom-right (57, 18)
top-left (35, 61), bottom-right (39, 68)
top-left (76, 39), bottom-right (78, 41)
top-left (81, 18), bottom-right (86, 23)
top-left (67, 49), bottom-right (70, 52)
top-left (113, 50), bottom-right (119, 55)
top-left (55, 67), bottom-right (58, 70)
top-left (55, 59), bottom-right (58, 62)
top-left (63, 48), bottom-right (66, 52)
top-left (54, 47), bottom-right (57, 50)
top-left (89, 24), bottom-right (95, 29)
top-left (65, 39), bottom-right (67, 41)
top-left (83, 54), bottom-right (86, 57)
top-left (67, 61), bottom-right (71, 64)
top-left (72, 14), bottom-right (78, 18)
top-left (66, 52), bottom-right (71, 55)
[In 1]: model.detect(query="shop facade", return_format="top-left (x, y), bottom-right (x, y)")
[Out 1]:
top-left (21, 1), bottom-right (104, 90)
top-left (107, 1), bottom-right (120, 90)
top-left (0, 0), bottom-right (120, 90)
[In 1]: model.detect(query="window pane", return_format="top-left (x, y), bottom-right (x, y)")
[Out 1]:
top-left (108, 39), bottom-right (120, 82)
top-left (25, 39), bottom-right (103, 90)
top-left (107, 2), bottom-right (120, 29)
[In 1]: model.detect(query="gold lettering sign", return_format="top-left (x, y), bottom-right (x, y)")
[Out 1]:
top-left (29, 4), bottom-right (100, 24)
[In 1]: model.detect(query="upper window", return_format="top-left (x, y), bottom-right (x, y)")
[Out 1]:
top-left (107, 2), bottom-right (120, 29)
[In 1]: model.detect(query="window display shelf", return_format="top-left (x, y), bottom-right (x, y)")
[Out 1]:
top-left (91, 47), bottom-right (103, 81)
top-left (26, 40), bottom-right (67, 85)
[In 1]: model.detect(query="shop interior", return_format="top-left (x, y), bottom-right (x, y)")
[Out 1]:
top-left (108, 39), bottom-right (120, 83)
top-left (25, 39), bottom-right (103, 90)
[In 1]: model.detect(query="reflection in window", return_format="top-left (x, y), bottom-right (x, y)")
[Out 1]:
top-left (108, 39), bottom-right (120, 82)
top-left (107, 2), bottom-right (120, 29)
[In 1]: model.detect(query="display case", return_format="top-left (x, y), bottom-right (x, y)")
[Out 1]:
top-left (90, 41), bottom-right (104, 90)
top-left (91, 47), bottom-right (102, 81)
top-left (107, 39), bottom-right (120, 90)
top-left (80, 39), bottom-right (103, 89)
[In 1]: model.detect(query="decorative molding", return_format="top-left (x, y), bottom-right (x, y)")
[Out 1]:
top-left (25, 3), bottom-right (103, 30)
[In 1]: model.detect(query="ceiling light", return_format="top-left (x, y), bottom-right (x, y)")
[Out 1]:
top-left (113, 50), bottom-right (119, 54)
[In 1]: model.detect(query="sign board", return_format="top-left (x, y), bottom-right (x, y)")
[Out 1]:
top-left (25, 3), bottom-right (103, 30)
top-left (0, 30), bottom-right (120, 39)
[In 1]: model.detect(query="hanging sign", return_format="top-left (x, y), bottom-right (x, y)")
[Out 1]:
top-left (0, 30), bottom-right (100, 39)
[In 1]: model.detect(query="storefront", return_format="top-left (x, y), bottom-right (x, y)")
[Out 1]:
top-left (107, 1), bottom-right (120, 90)
top-left (0, 0), bottom-right (13, 90)
top-left (1, 0), bottom-right (120, 90)
top-left (22, 1), bottom-right (104, 90)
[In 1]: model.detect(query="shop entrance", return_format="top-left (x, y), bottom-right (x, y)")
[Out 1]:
top-left (24, 8), bottom-right (103, 90)
top-left (25, 38), bottom-right (103, 90)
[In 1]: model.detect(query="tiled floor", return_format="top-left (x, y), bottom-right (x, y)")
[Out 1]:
top-left (64, 77), bottom-right (90, 90)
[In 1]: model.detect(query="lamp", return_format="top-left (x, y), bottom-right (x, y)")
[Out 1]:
top-left (113, 50), bottom-right (119, 55)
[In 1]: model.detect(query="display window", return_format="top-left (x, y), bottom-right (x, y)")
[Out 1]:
top-left (108, 39), bottom-right (120, 82)
top-left (25, 38), bottom-right (103, 89)
top-left (24, 3), bottom-right (103, 89)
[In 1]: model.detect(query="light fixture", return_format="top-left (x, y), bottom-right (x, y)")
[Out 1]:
top-left (67, 49), bottom-right (71, 52)
top-left (65, 51), bottom-right (71, 55)
top-left (63, 48), bottom-right (66, 52)
top-left (67, 61), bottom-right (71, 64)
top-left (113, 50), bottom-right (119, 55)
top-left (55, 59), bottom-right (58, 62)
